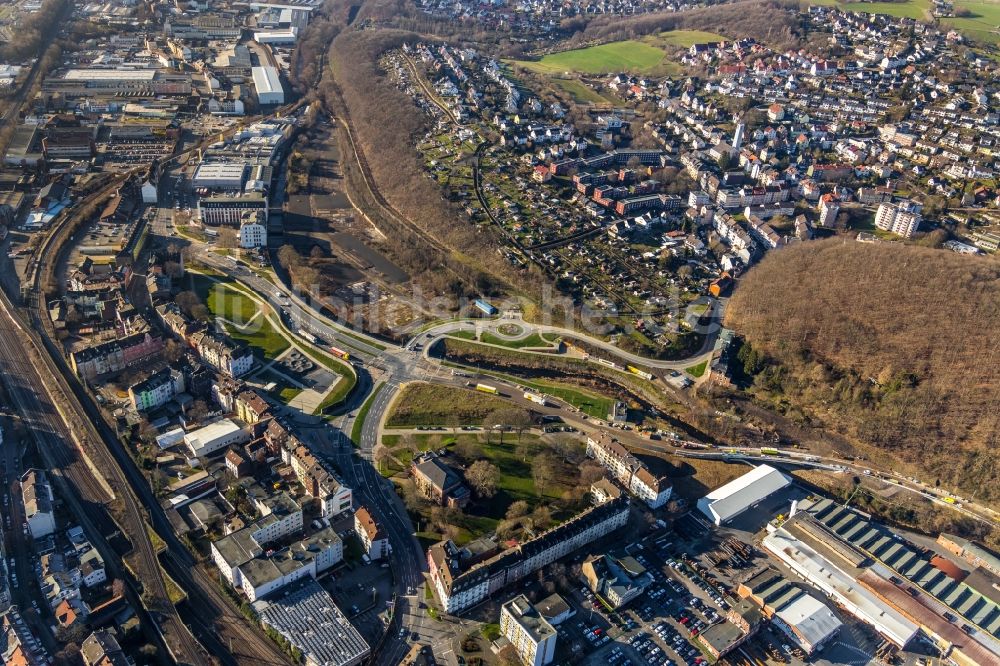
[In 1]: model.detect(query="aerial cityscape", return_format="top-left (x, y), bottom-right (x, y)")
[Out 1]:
top-left (0, 0), bottom-right (998, 665)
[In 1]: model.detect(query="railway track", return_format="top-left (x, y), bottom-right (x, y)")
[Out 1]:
top-left (0, 291), bottom-right (211, 665)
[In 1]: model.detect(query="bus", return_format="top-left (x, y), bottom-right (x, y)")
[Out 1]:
top-left (475, 384), bottom-right (498, 394)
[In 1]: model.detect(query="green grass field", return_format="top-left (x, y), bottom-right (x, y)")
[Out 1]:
top-left (206, 283), bottom-right (259, 325)
top-left (386, 383), bottom-right (513, 427)
top-left (945, 2), bottom-right (1000, 45)
top-left (840, 0), bottom-right (930, 19)
top-left (514, 40), bottom-right (667, 75)
top-left (685, 360), bottom-right (708, 378)
top-left (550, 78), bottom-right (614, 104)
top-left (479, 332), bottom-right (554, 349)
top-left (194, 277), bottom-right (289, 360)
top-left (810, 0), bottom-right (1000, 45)
top-left (511, 30), bottom-right (726, 80)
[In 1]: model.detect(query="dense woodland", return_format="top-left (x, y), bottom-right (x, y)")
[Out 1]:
top-left (725, 240), bottom-right (1000, 501)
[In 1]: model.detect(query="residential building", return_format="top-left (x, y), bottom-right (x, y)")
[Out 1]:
top-left (582, 553), bottom-right (652, 608)
top-left (1, 608), bottom-right (45, 665)
top-left (585, 433), bottom-right (671, 508)
top-left (128, 367), bottom-right (185, 411)
top-left (817, 193), bottom-right (839, 228)
top-left (427, 495), bottom-right (629, 613)
top-left (21, 469), bottom-right (56, 539)
top-left (191, 330), bottom-right (253, 377)
top-left (411, 454), bottom-right (470, 508)
top-left (282, 443), bottom-right (353, 519)
top-left (500, 595), bottom-right (557, 666)
top-left (70, 332), bottom-right (164, 381)
top-left (235, 390), bottom-right (272, 425)
top-left (874, 200), bottom-right (921, 238)
top-left (81, 629), bottom-right (129, 666)
top-left (354, 507), bottom-right (388, 561)
top-left (79, 549), bottom-right (107, 588)
top-left (238, 210), bottom-right (268, 248)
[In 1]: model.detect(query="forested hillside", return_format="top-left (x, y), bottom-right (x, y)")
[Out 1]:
top-left (725, 239), bottom-right (1000, 500)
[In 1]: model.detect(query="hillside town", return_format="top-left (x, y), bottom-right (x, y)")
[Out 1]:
top-left (0, 0), bottom-right (999, 665)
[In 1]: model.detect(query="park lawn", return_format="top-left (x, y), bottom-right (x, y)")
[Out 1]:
top-left (386, 383), bottom-right (513, 427)
top-left (479, 332), bottom-right (554, 349)
top-left (513, 40), bottom-right (668, 75)
top-left (218, 315), bottom-right (289, 360)
top-left (207, 282), bottom-right (260, 324)
top-left (193, 275), bottom-right (289, 360)
top-left (685, 360), bottom-right (708, 378)
top-left (446, 330), bottom-right (477, 341)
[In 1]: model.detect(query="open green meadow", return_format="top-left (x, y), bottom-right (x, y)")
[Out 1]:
top-left (811, 0), bottom-right (1000, 46)
top-left (513, 40), bottom-right (668, 75)
top-left (945, 2), bottom-right (1000, 46)
top-left (550, 77), bottom-right (614, 104)
top-left (510, 31), bottom-right (724, 76)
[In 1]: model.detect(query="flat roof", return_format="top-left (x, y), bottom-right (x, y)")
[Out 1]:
top-left (774, 593), bottom-right (842, 648)
top-left (254, 578), bottom-right (369, 666)
top-left (762, 525), bottom-right (919, 647)
top-left (184, 418), bottom-right (244, 449)
top-left (251, 66), bottom-right (283, 96)
top-left (64, 69), bottom-right (157, 81)
top-left (503, 595), bottom-right (557, 643)
top-left (194, 162), bottom-right (248, 179)
top-left (697, 465), bottom-right (791, 524)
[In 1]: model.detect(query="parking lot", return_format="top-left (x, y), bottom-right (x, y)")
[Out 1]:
top-left (546, 531), bottom-right (731, 666)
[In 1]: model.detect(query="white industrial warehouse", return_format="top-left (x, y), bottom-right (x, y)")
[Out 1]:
top-left (697, 464), bottom-right (792, 525)
top-left (252, 66), bottom-right (284, 105)
top-left (761, 525), bottom-right (920, 648)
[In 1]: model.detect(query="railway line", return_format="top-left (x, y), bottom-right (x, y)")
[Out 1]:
top-left (0, 289), bottom-right (211, 665)
top-left (18, 179), bottom-right (295, 666)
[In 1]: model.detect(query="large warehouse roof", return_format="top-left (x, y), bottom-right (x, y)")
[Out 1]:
top-left (774, 593), bottom-right (842, 650)
top-left (251, 66), bottom-right (282, 95)
top-left (697, 464), bottom-right (791, 525)
top-left (762, 526), bottom-right (919, 648)
top-left (64, 69), bottom-right (156, 81)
